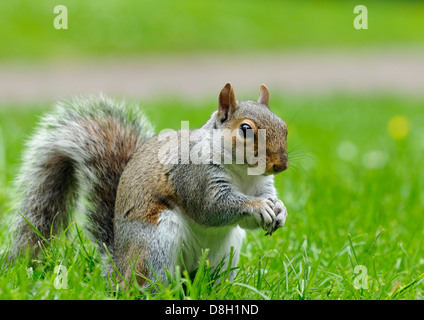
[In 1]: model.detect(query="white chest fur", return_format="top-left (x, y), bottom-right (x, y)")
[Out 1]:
top-left (157, 208), bottom-right (245, 275)
top-left (226, 165), bottom-right (274, 197)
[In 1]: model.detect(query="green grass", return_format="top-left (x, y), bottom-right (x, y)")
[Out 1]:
top-left (1, 0), bottom-right (423, 60)
top-left (1, 93), bottom-right (424, 299)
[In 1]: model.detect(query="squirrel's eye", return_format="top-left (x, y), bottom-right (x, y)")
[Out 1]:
top-left (240, 123), bottom-right (252, 138)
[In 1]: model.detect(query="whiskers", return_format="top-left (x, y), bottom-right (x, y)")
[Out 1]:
top-left (285, 145), bottom-right (317, 179)
top-left (280, 103), bottom-right (319, 178)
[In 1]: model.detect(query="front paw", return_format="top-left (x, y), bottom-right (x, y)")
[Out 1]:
top-left (239, 198), bottom-right (276, 232)
top-left (266, 198), bottom-right (288, 236)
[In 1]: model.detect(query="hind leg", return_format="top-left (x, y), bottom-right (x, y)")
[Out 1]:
top-left (113, 211), bottom-right (185, 287)
top-left (113, 209), bottom-right (245, 287)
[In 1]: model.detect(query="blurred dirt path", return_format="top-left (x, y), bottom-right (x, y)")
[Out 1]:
top-left (1, 48), bottom-right (424, 106)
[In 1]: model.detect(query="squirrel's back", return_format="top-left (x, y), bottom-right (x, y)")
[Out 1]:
top-left (12, 95), bottom-right (154, 258)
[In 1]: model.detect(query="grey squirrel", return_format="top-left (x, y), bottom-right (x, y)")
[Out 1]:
top-left (11, 83), bottom-right (289, 287)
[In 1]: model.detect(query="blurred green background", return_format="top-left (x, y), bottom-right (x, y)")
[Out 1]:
top-left (0, 0), bottom-right (423, 60)
top-left (0, 0), bottom-right (424, 299)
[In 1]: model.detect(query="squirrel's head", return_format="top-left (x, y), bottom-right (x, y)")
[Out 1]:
top-left (215, 82), bottom-right (289, 175)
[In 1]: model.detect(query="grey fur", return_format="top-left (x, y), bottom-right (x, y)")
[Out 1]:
top-left (9, 85), bottom-right (289, 287)
top-left (112, 97), bottom-right (289, 285)
top-left (11, 95), bottom-right (154, 259)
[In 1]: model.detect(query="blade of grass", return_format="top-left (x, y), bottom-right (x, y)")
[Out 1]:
top-left (390, 273), bottom-right (424, 299)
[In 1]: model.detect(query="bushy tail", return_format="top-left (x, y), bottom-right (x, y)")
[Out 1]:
top-left (11, 95), bottom-right (154, 258)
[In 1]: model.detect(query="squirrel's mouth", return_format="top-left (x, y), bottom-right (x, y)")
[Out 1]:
top-left (264, 161), bottom-right (289, 175)
top-left (243, 159), bottom-right (289, 176)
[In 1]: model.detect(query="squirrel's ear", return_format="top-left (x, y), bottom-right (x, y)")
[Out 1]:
top-left (218, 82), bottom-right (237, 122)
top-left (258, 84), bottom-right (270, 108)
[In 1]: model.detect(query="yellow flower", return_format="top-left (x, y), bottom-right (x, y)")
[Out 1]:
top-left (387, 115), bottom-right (410, 140)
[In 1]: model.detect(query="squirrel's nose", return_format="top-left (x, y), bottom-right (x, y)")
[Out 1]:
top-left (273, 164), bottom-right (284, 174)
top-left (273, 160), bottom-right (288, 174)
